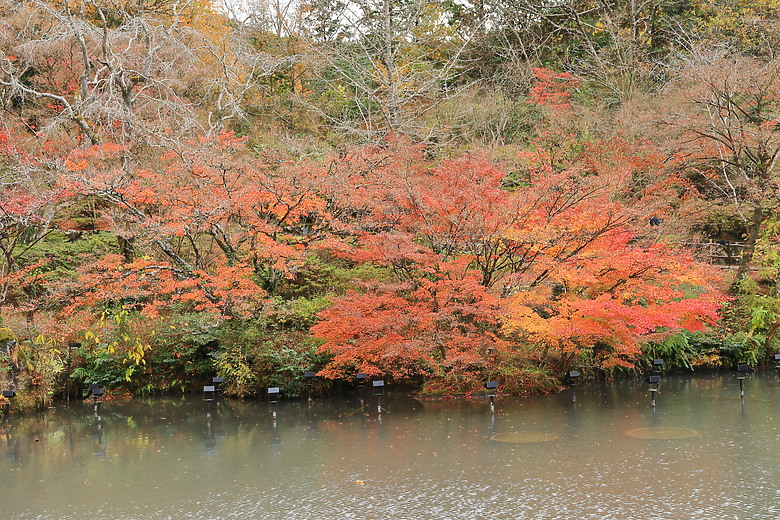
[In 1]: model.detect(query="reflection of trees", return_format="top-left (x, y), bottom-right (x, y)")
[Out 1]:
top-left (0, 395), bottom-right (493, 493)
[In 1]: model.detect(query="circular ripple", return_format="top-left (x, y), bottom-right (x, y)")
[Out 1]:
top-left (492, 432), bottom-right (560, 443)
top-left (625, 427), bottom-right (700, 439)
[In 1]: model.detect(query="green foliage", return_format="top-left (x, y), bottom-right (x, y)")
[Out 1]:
top-left (691, 0), bottom-right (780, 57)
top-left (71, 308), bottom-right (227, 395)
top-left (732, 289), bottom-right (780, 361)
top-left (418, 343), bottom-right (559, 397)
top-left (71, 308), bottom-right (151, 392)
top-left (16, 335), bottom-right (65, 407)
top-left (0, 327), bottom-right (16, 345)
top-left (306, 54), bottom-right (384, 124)
top-left (24, 231), bottom-right (118, 275)
top-left (10, 231), bottom-right (119, 304)
top-left (418, 363), bottom-right (557, 397)
top-left (141, 311), bottom-right (224, 393)
top-left (275, 254), bottom-right (393, 299)
top-left (212, 297), bottom-right (333, 397)
top-left (70, 350), bottom-right (131, 390)
top-left (213, 333), bottom-right (329, 398)
top-left (212, 345), bottom-right (257, 398)
top-left (653, 282), bottom-right (780, 371)
top-left (755, 216), bottom-right (780, 283)
top-left (644, 332), bottom-right (725, 370)
top-left (692, 206), bottom-right (747, 244)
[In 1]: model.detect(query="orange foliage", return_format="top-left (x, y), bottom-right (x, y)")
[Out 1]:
top-left (529, 68), bottom-right (581, 112)
top-left (312, 257), bottom-right (506, 392)
top-left (503, 231), bottom-right (724, 369)
top-left (55, 133), bottom-right (339, 320)
top-left (315, 134), bottom-right (726, 377)
top-left (65, 254), bottom-right (262, 319)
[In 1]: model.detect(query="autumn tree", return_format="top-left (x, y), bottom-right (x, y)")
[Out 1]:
top-left (312, 257), bottom-right (512, 394)
top-left (53, 133), bottom-right (334, 392)
top-left (0, 126), bottom-right (65, 308)
top-left (0, 0), bottom-right (284, 154)
top-left (323, 133), bottom-right (642, 291)
top-left (690, 0), bottom-right (780, 58)
top-left (58, 131), bottom-right (338, 295)
top-left (503, 230), bottom-right (724, 370)
top-left (457, 0), bottom-right (692, 105)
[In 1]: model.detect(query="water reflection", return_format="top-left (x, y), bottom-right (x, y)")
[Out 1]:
top-left (0, 373), bottom-right (778, 519)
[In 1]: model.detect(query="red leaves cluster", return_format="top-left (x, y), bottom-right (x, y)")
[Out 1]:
top-left (313, 135), bottom-right (727, 386)
top-left (529, 68), bottom-right (581, 112)
top-left (66, 254), bottom-right (262, 319)
top-left (312, 258), bottom-right (505, 386)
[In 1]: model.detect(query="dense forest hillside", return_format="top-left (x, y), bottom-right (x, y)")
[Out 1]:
top-left (1, 0), bottom-right (779, 406)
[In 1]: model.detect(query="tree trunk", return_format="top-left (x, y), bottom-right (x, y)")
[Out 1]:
top-left (734, 205), bottom-right (765, 285)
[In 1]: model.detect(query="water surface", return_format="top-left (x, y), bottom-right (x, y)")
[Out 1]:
top-left (2, 373), bottom-right (779, 519)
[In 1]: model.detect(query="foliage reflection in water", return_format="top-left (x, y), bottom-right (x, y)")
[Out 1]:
top-left (1, 373), bottom-right (779, 519)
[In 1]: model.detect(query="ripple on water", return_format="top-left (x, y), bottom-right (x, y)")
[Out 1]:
top-left (492, 431), bottom-right (560, 443)
top-left (624, 427), bottom-right (700, 440)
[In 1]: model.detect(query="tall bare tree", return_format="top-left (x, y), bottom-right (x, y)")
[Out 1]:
top-left (485, 0), bottom-right (690, 101)
top-left (297, 0), bottom-right (477, 140)
top-left (667, 55), bottom-right (780, 283)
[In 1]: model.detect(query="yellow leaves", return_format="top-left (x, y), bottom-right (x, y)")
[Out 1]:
top-left (504, 307), bottom-right (549, 338)
top-left (127, 340), bottom-right (151, 368)
top-left (502, 291), bottom-right (550, 337)
top-left (80, 307), bottom-right (155, 383)
top-left (0, 328), bottom-right (16, 344)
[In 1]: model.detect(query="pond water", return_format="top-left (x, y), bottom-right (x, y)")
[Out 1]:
top-left (1, 373), bottom-right (779, 519)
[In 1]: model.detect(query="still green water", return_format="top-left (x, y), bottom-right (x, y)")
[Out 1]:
top-left (1, 373), bottom-right (779, 519)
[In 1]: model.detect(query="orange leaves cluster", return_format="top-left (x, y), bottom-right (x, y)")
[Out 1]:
top-left (504, 231), bottom-right (724, 368)
top-left (312, 257), bottom-right (505, 386)
top-left (313, 134), bottom-right (727, 381)
top-left (61, 132), bottom-right (332, 276)
top-left (529, 68), bottom-right (581, 112)
top-left (67, 254), bottom-right (263, 319)
top-left (500, 135), bottom-right (725, 369)
top-left (52, 133), bottom-right (340, 327)
top-left (0, 128), bottom-right (70, 310)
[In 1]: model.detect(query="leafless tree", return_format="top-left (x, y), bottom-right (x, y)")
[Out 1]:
top-left (295, 0), bottom-right (479, 141)
top-left (666, 55), bottom-right (780, 282)
top-left (493, 0), bottom-right (686, 102)
top-left (0, 0), bottom-right (285, 156)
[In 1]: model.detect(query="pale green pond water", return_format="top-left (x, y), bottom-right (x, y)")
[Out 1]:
top-left (1, 373), bottom-right (779, 519)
